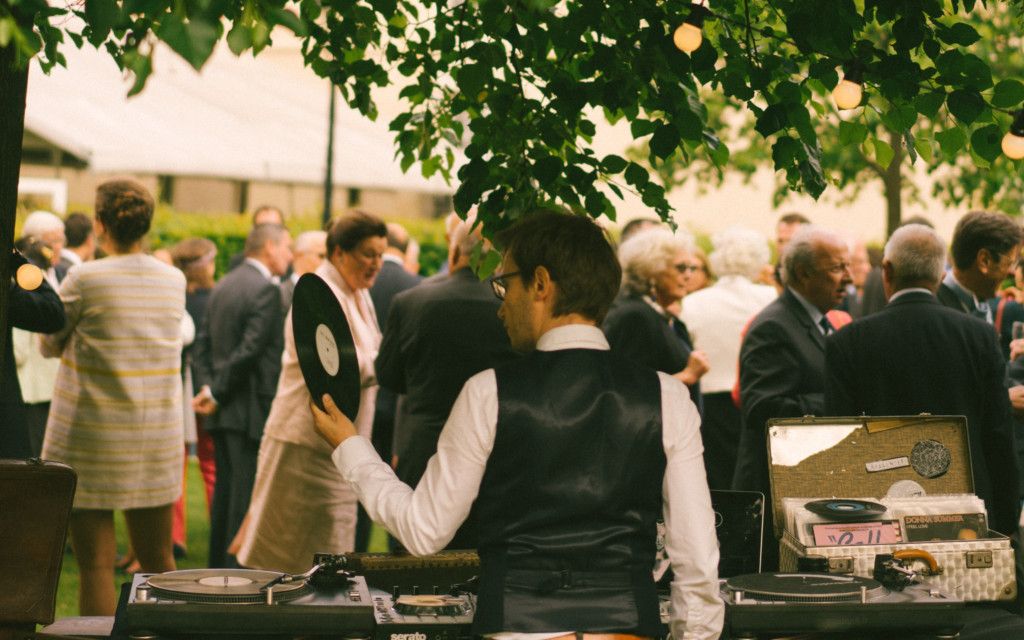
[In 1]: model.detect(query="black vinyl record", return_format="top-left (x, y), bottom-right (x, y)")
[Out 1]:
top-left (293, 273), bottom-right (360, 419)
top-left (805, 499), bottom-right (887, 521)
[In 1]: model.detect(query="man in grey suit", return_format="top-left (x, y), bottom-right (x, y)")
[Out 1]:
top-left (193, 223), bottom-right (292, 568)
top-left (376, 217), bottom-right (517, 548)
top-left (734, 226), bottom-right (852, 569)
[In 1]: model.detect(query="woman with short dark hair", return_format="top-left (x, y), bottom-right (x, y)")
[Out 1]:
top-left (236, 211), bottom-right (387, 573)
top-left (41, 179), bottom-right (186, 615)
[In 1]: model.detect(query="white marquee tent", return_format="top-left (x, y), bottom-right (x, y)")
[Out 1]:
top-left (24, 41), bottom-right (453, 195)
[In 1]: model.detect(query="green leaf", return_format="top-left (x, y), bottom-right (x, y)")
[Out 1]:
top-left (624, 162), bottom-right (649, 188)
top-left (226, 22), bottom-right (252, 55)
top-left (881, 104), bottom-right (917, 132)
top-left (970, 124), bottom-right (1003, 163)
top-left (600, 154), bottom-right (627, 174)
top-left (992, 80), bottom-right (1024, 109)
top-left (798, 142), bottom-right (826, 199)
top-left (755, 104), bottom-right (788, 137)
top-left (938, 22), bottom-right (981, 46)
top-left (456, 63), bottom-right (490, 98)
top-left (630, 119), bottom-right (656, 138)
top-left (532, 156), bottom-right (563, 186)
top-left (84, 0), bottom-right (120, 47)
top-left (873, 138), bottom-right (895, 169)
top-left (125, 52), bottom-right (153, 96)
top-left (772, 136), bottom-right (800, 167)
top-left (0, 18), bottom-right (12, 48)
top-left (914, 91), bottom-right (945, 119)
top-left (947, 89), bottom-right (985, 125)
top-left (935, 127), bottom-right (967, 160)
top-left (838, 120), bottom-right (868, 146)
top-left (649, 123), bottom-right (681, 159)
top-left (913, 135), bottom-right (933, 163)
top-left (268, 8), bottom-right (307, 36)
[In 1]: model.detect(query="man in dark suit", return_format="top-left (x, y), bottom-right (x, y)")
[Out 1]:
top-left (734, 226), bottom-right (852, 569)
top-left (1, 255), bottom-right (65, 458)
top-left (936, 211), bottom-right (1021, 322)
top-left (356, 222), bottom-right (422, 550)
top-left (193, 223), bottom-right (292, 568)
top-left (825, 224), bottom-right (1021, 535)
top-left (375, 217), bottom-right (517, 548)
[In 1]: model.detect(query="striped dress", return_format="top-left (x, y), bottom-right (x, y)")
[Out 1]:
top-left (41, 253), bottom-right (186, 510)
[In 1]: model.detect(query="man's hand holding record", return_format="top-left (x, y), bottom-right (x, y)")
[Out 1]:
top-left (293, 273), bottom-right (361, 419)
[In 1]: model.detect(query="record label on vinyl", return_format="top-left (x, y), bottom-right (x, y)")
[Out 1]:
top-left (293, 273), bottom-right (361, 419)
top-left (315, 324), bottom-right (341, 376)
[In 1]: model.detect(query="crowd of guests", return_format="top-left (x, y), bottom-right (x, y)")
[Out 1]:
top-left (5, 180), bottom-right (1024, 623)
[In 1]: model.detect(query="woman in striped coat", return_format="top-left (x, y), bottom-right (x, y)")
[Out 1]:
top-left (41, 179), bottom-right (186, 616)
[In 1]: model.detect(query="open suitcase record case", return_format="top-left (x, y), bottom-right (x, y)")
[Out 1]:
top-left (767, 415), bottom-right (1016, 602)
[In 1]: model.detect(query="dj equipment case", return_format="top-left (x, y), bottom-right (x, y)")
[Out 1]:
top-left (0, 458), bottom-right (77, 629)
top-left (767, 415), bottom-right (1016, 602)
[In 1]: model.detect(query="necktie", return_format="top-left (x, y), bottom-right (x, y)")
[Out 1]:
top-left (819, 316), bottom-right (834, 335)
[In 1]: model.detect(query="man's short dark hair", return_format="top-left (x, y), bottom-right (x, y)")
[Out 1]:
top-left (497, 210), bottom-right (621, 323)
top-left (327, 211), bottom-right (387, 256)
top-left (252, 205), bottom-right (285, 227)
top-left (778, 212), bottom-right (811, 226)
top-left (64, 212), bottom-right (93, 248)
top-left (619, 218), bottom-right (661, 244)
top-left (949, 211), bottom-right (1023, 270)
top-left (244, 223), bottom-right (288, 256)
top-left (386, 222), bottom-right (410, 253)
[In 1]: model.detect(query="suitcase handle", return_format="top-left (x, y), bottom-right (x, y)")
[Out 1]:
top-left (893, 548), bottom-right (943, 575)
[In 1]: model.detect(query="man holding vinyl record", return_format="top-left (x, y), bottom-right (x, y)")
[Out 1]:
top-left (312, 211), bottom-right (723, 640)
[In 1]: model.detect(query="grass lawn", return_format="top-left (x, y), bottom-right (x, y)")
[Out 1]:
top-left (54, 456), bottom-right (388, 619)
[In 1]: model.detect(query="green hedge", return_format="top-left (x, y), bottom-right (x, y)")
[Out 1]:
top-left (149, 207), bottom-right (449, 277)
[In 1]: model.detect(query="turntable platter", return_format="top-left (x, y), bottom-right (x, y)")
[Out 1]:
top-left (393, 594), bottom-right (472, 616)
top-left (726, 572), bottom-right (886, 602)
top-left (146, 569), bottom-right (311, 604)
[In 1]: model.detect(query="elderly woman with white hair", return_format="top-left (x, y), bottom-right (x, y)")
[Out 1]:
top-left (603, 228), bottom-right (709, 410)
top-left (679, 227), bottom-right (777, 490)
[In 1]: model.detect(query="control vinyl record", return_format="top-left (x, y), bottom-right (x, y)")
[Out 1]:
top-left (293, 273), bottom-right (360, 419)
top-left (805, 499), bottom-right (887, 521)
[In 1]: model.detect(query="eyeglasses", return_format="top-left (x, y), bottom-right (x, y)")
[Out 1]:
top-left (674, 263), bottom-right (703, 274)
top-left (489, 271), bottom-right (521, 300)
top-left (817, 262), bottom-right (851, 275)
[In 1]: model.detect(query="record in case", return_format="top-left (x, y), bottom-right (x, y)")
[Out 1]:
top-left (805, 499), bottom-right (887, 521)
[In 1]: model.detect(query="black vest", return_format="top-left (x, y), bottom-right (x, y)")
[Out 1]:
top-left (472, 348), bottom-right (666, 635)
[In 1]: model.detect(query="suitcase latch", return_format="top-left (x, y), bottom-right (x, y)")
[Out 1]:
top-left (965, 550), bottom-right (993, 569)
top-left (828, 557), bottom-right (854, 574)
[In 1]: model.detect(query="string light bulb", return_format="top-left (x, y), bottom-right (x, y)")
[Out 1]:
top-left (833, 67), bottom-right (864, 110)
top-left (673, 5), bottom-right (710, 54)
top-left (16, 263), bottom-right (43, 290)
top-left (1002, 110), bottom-right (1024, 160)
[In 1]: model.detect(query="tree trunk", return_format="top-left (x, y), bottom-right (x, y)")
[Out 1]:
top-left (0, 45), bottom-right (31, 367)
top-left (883, 128), bottom-right (904, 238)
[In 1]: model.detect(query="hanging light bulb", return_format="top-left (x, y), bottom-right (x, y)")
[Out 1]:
top-left (16, 263), bottom-right (43, 290)
top-left (1002, 110), bottom-right (1024, 160)
top-left (833, 67), bottom-right (864, 110)
top-left (673, 5), bottom-right (710, 54)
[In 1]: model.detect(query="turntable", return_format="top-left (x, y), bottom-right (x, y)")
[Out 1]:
top-left (118, 568), bottom-right (374, 637)
top-left (723, 572), bottom-right (964, 639)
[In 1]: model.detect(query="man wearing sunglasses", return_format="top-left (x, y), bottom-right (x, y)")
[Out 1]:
top-left (312, 210), bottom-right (722, 640)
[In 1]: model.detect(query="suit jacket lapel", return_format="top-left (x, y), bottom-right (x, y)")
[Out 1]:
top-left (782, 288), bottom-right (826, 352)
